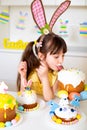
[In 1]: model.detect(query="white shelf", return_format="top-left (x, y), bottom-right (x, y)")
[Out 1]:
top-left (86, 0), bottom-right (87, 5)
top-left (55, 0), bottom-right (85, 6)
top-left (0, 0), bottom-right (56, 6)
top-left (66, 51), bottom-right (87, 57)
top-left (0, 45), bottom-right (87, 57)
top-left (42, 0), bottom-right (56, 6)
top-left (0, 48), bottom-right (23, 54)
top-left (0, 0), bottom-right (86, 6)
top-left (0, 0), bottom-right (28, 6)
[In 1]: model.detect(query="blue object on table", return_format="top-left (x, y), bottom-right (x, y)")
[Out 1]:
top-left (80, 91), bottom-right (87, 100)
top-left (18, 106), bottom-right (24, 111)
top-left (70, 95), bottom-right (80, 107)
top-left (47, 100), bottom-right (59, 114)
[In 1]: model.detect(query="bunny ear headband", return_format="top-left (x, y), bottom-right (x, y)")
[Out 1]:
top-left (31, 0), bottom-right (71, 34)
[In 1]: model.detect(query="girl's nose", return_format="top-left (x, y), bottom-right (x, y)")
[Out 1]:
top-left (58, 56), bottom-right (64, 64)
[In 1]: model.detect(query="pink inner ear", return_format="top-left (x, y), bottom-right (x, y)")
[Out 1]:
top-left (31, 0), bottom-right (47, 29)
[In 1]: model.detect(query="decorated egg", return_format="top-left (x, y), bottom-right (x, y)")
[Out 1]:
top-left (69, 92), bottom-right (80, 100)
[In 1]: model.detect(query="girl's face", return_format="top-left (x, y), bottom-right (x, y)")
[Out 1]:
top-left (45, 50), bottom-right (65, 71)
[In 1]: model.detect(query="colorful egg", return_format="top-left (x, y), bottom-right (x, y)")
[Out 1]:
top-left (57, 90), bottom-right (68, 98)
top-left (69, 92), bottom-right (80, 100)
top-left (11, 119), bottom-right (17, 125)
top-left (18, 106), bottom-right (24, 111)
top-left (0, 122), bottom-right (5, 128)
top-left (5, 121), bottom-right (12, 127)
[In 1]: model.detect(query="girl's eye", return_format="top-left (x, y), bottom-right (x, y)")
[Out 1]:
top-left (55, 56), bottom-right (59, 59)
top-left (54, 55), bottom-right (64, 59)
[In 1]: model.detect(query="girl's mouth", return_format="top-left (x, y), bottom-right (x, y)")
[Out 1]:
top-left (57, 65), bottom-right (64, 71)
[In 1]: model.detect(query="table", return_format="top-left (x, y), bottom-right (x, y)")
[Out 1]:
top-left (1, 91), bottom-right (87, 130)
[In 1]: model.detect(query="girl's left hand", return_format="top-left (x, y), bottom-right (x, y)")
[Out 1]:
top-left (18, 61), bottom-right (27, 78)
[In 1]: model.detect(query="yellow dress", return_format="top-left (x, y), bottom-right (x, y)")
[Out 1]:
top-left (28, 70), bottom-right (58, 95)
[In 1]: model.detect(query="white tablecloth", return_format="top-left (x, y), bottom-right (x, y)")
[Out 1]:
top-left (1, 91), bottom-right (87, 130)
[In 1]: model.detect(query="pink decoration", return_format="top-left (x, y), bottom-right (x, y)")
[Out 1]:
top-left (0, 81), bottom-right (8, 94)
top-left (11, 119), bottom-right (17, 125)
top-left (31, 0), bottom-right (71, 33)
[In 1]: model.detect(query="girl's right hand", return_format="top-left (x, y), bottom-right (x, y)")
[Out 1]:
top-left (18, 61), bottom-right (27, 78)
top-left (36, 60), bottom-right (48, 82)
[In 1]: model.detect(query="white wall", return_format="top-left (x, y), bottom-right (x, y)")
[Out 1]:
top-left (0, 6), bottom-right (87, 45)
top-left (0, 4), bottom-right (87, 91)
top-left (0, 50), bottom-right (22, 91)
top-left (10, 6), bottom-right (87, 44)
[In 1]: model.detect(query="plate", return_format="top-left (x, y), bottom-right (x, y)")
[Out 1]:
top-left (45, 112), bottom-right (87, 130)
top-left (0, 113), bottom-right (23, 129)
top-left (11, 113), bottom-right (23, 127)
top-left (17, 98), bottom-right (46, 114)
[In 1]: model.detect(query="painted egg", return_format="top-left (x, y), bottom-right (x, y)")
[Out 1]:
top-left (69, 92), bottom-right (80, 100)
top-left (18, 106), bottom-right (24, 111)
top-left (5, 121), bottom-right (12, 127)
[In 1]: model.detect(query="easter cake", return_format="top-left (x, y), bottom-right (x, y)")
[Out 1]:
top-left (17, 80), bottom-right (39, 112)
top-left (58, 68), bottom-right (85, 93)
top-left (48, 90), bottom-right (87, 130)
top-left (54, 90), bottom-right (81, 124)
top-left (0, 82), bottom-right (21, 128)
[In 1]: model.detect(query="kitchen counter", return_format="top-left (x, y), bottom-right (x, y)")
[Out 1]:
top-left (0, 91), bottom-right (87, 130)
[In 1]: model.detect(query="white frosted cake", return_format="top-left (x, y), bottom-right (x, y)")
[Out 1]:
top-left (17, 88), bottom-right (39, 111)
top-left (54, 105), bottom-right (81, 124)
top-left (17, 90), bottom-right (37, 109)
top-left (17, 90), bottom-right (37, 105)
top-left (17, 79), bottom-right (39, 111)
top-left (58, 68), bottom-right (85, 93)
top-left (48, 90), bottom-right (87, 130)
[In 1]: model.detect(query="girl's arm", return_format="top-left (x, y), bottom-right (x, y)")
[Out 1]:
top-left (36, 61), bottom-right (55, 101)
top-left (18, 61), bottom-right (27, 91)
top-left (52, 79), bottom-right (59, 94)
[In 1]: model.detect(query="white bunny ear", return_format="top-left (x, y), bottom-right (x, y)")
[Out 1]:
top-left (31, 0), bottom-right (47, 30)
top-left (49, 0), bottom-right (71, 30)
top-left (27, 79), bottom-right (32, 87)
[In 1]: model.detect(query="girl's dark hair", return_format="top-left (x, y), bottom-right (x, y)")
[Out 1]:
top-left (38, 32), bottom-right (67, 55)
top-left (17, 32), bottom-right (67, 91)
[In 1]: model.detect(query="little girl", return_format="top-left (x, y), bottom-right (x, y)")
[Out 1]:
top-left (17, 32), bottom-right (67, 101)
